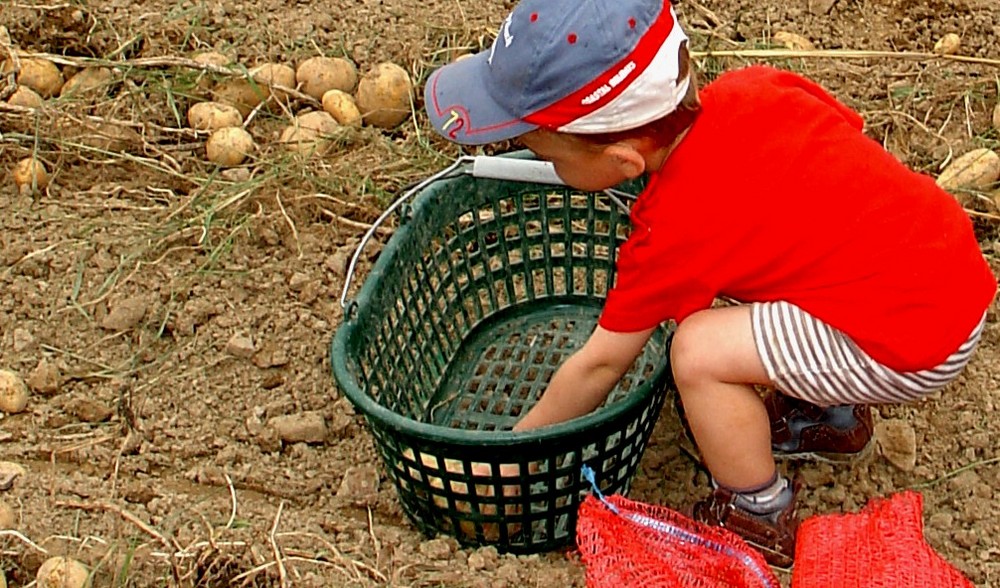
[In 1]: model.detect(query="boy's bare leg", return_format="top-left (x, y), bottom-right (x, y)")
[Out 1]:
top-left (670, 305), bottom-right (775, 489)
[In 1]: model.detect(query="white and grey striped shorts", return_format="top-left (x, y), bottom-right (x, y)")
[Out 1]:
top-left (751, 301), bottom-right (986, 406)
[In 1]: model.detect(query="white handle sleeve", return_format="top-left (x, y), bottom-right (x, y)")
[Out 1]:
top-left (471, 156), bottom-right (565, 185)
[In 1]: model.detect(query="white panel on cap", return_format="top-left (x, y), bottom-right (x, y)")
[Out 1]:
top-left (558, 20), bottom-right (691, 134)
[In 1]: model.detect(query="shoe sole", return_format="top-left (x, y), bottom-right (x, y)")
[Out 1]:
top-left (772, 439), bottom-right (875, 464)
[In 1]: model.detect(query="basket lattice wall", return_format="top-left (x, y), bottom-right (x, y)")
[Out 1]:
top-left (331, 158), bottom-right (673, 553)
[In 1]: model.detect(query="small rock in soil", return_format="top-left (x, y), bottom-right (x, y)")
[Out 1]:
top-left (495, 561), bottom-right (521, 584)
top-left (419, 537), bottom-right (453, 560)
top-left (253, 342), bottom-right (289, 368)
top-left (12, 328), bottom-right (35, 352)
top-left (101, 295), bottom-right (148, 331)
top-left (123, 483), bottom-right (159, 505)
top-left (966, 431), bottom-right (990, 450)
top-left (221, 167), bottom-right (251, 182)
top-left (252, 423), bottom-right (282, 453)
top-left (269, 412), bottom-right (327, 444)
top-left (534, 566), bottom-right (571, 586)
top-left (288, 272), bottom-right (311, 291)
top-left (325, 248), bottom-right (350, 278)
top-left (27, 359), bottom-right (60, 395)
top-left (299, 281), bottom-right (322, 304)
top-left (949, 470), bottom-right (981, 493)
top-left (65, 397), bottom-right (114, 423)
top-left (335, 465), bottom-right (379, 507)
top-left (0, 462), bottom-right (27, 490)
top-left (798, 462), bottom-right (836, 487)
top-left (808, 0), bottom-right (837, 14)
top-left (929, 511), bottom-right (954, 531)
top-left (468, 546), bottom-right (500, 571)
top-left (261, 373), bottom-right (285, 389)
top-left (122, 430), bottom-right (143, 455)
top-left (875, 419), bottom-right (917, 471)
top-left (327, 411), bottom-right (353, 439)
top-left (953, 529), bottom-right (979, 549)
top-left (225, 333), bottom-right (255, 358)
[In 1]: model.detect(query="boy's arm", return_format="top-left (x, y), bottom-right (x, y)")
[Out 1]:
top-left (512, 325), bottom-right (656, 432)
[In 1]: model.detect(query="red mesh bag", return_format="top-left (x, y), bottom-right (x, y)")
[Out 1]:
top-left (576, 493), bottom-right (781, 588)
top-left (793, 491), bottom-right (973, 588)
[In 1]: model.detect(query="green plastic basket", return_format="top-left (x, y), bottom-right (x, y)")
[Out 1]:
top-left (330, 154), bottom-right (674, 553)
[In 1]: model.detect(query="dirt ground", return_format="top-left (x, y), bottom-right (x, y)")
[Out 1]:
top-left (2, 0), bottom-right (999, 586)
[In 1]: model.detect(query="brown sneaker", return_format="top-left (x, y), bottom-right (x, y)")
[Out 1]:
top-left (690, 478), bottom-right (801, 569)
top-left (765, 391), bottom-right (874, 462)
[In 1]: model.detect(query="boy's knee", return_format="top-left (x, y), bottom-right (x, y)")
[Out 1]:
top-left (669, 310), bottom-right (715, 390)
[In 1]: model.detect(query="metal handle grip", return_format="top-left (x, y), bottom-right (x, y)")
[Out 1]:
top-left (471, 156), bottom-right (564, 185)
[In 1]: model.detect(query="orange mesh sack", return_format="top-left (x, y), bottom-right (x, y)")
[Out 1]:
top-left (793, 491), bottom-right (973, 588)
top-left (576, 485), bottom-right (780, 588)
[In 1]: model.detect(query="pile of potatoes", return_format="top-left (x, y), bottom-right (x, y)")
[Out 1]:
top-left (2, 57), bottom-right (115, 106)
top-left (187, 52), bottom-right (413, 167)
top-left (3, 54), bottom-right (119, 193)
top-left (3, 49), bottom-right (413, 181)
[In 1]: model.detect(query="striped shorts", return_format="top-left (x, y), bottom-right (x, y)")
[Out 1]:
top-left (751, 301), bottom-right (987, 406)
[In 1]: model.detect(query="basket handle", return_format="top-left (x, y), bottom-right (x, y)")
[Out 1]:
top-left (339, 155), bottom-right (579, 311)
top-left (471, 156), bottom-right (565, 185)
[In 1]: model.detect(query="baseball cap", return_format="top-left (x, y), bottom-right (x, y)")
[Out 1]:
top-left (424, 0), bottom-right (691, 145)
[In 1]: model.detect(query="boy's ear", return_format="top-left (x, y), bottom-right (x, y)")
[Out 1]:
top-left (603, 142), bottom-right (646, 179)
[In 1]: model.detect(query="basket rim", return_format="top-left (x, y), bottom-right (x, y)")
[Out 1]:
top-left (331, 314), bottom-right (671, 447)
top-left (329, 167), bottom-right (671, 448)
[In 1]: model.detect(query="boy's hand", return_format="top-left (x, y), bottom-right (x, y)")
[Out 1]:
top-left (514, 325), bottom-right (656, 431)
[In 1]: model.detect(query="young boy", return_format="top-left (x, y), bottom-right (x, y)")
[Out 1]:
top-left (423, 0), bottom-right (997, 567)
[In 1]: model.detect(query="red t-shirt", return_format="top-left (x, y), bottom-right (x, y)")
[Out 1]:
top-left (599, 65), bottom-right (997, 371)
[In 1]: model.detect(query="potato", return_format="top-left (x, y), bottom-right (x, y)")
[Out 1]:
top-left (0, 498), bottom-right (14, 529)
top-left (4, 58), bottom-right (64, 98)
top-left (36, 557), bottom-right (91, 588)
top-left (937, 148), bottom-right (1000, 198)
top-left (192, 51), bottom-right (234, 68)
top-left (187, 101), bottom-right (243, 131)
top-left (401, 448), bottom-right (521, 542)
top-left (191, 51), bottom-right (236, 67)
top-left (279, 110), bottom-right (340, 156)
top-left (59, 67), bottom-right (113, 100)
top-left (12, 158), bottom-right (49, 194)
top-left (251, 62), bottom-right (296, 104)
top-left (205, 127), bottom-right (255, 167)
top-left (322, 89), bottom-right (362, 127)
top-left (191, 51), bottom-right (234, 97)
top-left (7, 86), bottom-right (44, 108)
top-left (933, 33), bottom-right (961, 55)
top-left (355, 62), bottom-right (413, 129)
top-left (211, 78), bottom-right (267, 119)
top-left (0, 369), bottom-right (28, 414)
top-left (992, 103), bottom-right (1000, 134)
top-left (296, 56), bottom-right (358, 100)
top-left (773, 31), bottom-right (815, 51)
